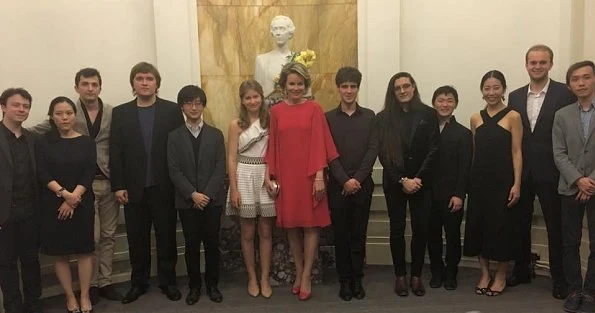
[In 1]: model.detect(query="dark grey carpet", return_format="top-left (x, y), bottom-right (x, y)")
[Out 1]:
top-left (41, 265), bottom-right (563, 313)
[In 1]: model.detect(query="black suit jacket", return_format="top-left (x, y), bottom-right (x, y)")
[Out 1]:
top-left (508, 79), bottom-right (576, 183)
top-left (431, 116), bottom-right (472, 201)
top-left (167, 123), bottom-right (226, 209)
top-left (0, 128), bottom-right (37, 225)
top-left (376, 102), bottom-right (440, 184)
top-left (109, 97), bottom-right (184, 202)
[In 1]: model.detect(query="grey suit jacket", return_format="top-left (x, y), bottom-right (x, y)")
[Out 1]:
top-left (167, 123), bottom-right (226, 209)
top-left (0, 127), bottom-right (37, 225)
top-left (552, 101), bottom-right (595, 195)
top-left (29, 99), bottom-right (113, 177)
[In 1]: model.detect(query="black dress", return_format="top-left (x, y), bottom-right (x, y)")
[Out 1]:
top-left (36, 134), bottom-right (96, 256)
top-left (463, 107), bottom-right (516, 261)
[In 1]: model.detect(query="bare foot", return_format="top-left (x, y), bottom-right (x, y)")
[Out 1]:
top-left (80, 295), bottom-right (92, 311)
top-left (66, 295), bottom-right (79, 311)
top-left (248, 278), bottom-right (260, 297)
top-left (300, 277), bottom-right (311, 294)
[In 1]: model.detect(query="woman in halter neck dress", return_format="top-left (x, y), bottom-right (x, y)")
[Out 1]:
top-left (226, 79), bottom-right (276, 298)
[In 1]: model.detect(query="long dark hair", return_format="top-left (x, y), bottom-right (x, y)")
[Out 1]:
top-left (379, 72), bottom-right (422, 168)
top-left (238, 79), bottom-right (269, 130)
top-left (46, 96), bottom-right (77, 141)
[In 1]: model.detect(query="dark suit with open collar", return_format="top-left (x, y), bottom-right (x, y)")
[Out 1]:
top-left (0, 126), bottom-right (41, 313)
top-left (427, 116), bottom-right (472, 279)
top-left (508, 79), bottom-right (576, 290)
top-left (376, 101), bottom-right (440, 278)
top-left (109, 97), bottom-right (184, 288)
top-left (167, 122), bottom-right (226, 289)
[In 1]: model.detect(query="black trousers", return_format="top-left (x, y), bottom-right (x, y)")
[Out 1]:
top-left (383, 177), bottom-right (431, 277)
top-left (427, 198), bottom-right (464, 277)
top-left (513, 177), bottom-right (564, 287)
top-left (178, 205), bottom-right (221, 289)
top-left (0, 217), bottom-right (41, 313)
top-left (124, 185), bottom-right (178, 287)
top-left (329, 178), bottom-right (373, 282)
top-left (562, 195), bottom-right (595, 293)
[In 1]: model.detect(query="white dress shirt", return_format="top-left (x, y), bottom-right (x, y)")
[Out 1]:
top-left (526, 79), bottom-right (550, 132)
top-left (186, 119), bottom-right (204, 138)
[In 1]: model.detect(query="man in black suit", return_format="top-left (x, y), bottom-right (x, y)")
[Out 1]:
top-left (0, 88), bottom-right (42, 313)
top-left (109, 62), bottom-right (184, 304)
top-left (326, 67), bottom-right (378, 301)
top-left (167, 85), bottom-right (226, 304)
top-left (427, 86), bottom-right (472, 291)
top-left (508, 44), bottom-right (577, 299)
top-left (376, 72), bottom-right (440, 297)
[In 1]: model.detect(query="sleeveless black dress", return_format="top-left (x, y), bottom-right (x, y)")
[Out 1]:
top-left (463, 107), bottom-right (517, 261)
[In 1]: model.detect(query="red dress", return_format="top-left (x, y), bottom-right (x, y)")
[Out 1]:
top-left (266, 100), bottom-right (339, 228)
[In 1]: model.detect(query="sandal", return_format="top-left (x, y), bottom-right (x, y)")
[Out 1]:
top-left (485, 287), bottom-right (505, 296)
top-left (474, 276), bottom-right (493, 295)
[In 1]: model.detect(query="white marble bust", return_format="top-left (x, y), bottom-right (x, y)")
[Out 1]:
top-left (255, 15), bottom-right (295, 97)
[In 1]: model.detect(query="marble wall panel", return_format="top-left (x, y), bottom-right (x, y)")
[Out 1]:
top-left (197, 0), bottom-right (357, 140)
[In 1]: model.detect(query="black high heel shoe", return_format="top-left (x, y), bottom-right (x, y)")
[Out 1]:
top-left (474, 276), bottom-right (493, 295)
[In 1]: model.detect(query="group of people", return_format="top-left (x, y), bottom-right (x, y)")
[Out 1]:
top-left (0, 43), bottom-right (594, 313)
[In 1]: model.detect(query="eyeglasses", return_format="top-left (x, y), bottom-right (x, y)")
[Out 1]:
top-left (183, 100), bottom-right (202, 108)
top-left (394, 83), bottom-right (413, 92)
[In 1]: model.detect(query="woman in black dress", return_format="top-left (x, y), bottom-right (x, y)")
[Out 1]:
top-left (463, 71), bottom-right (522, 296)
top-left (36, 97), bottom-right (96, 313)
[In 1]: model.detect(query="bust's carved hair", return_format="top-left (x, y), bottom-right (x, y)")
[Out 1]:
top-left (270, 15), bottom-right (295, 37)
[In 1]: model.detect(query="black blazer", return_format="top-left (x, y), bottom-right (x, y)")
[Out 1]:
top-left (508, 79), bottom-right (576, 183)
top-left (109, 97), bottom-right (184, 202)
top-left (0, 128), bottom-right (37, 225)
top-left (167, 123), bottom-right (226, 209)
top-left (376, 102), bottom-right (440, 184)
top-left (431, 116), bottom-right (472, 201)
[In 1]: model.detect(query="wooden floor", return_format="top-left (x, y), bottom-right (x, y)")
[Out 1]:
top-left (39, 265), bottom-right (564, 313)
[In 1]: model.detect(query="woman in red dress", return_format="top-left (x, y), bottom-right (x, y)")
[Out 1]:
top-left (265, 62), bottom-right (338, 300)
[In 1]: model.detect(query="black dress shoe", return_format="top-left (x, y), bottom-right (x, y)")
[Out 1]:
top-left (429, 274), bottom-right (443, 288)
top-left (185, 288), bottom-right (201, 305)
top-left (506, 274), bottom-right (531, 287)
top-left (394, 276), bottom-right (409, 297)
top-left (351, 280), bottom-right (365, 300)
top-left (563, 291), bottom-right (583, 313)
top-left (121, 285), bottom-right (147, 304)
top-left (443, 274), bottom-right (458, 290)
top-left (206, 285), bottom-right (223, 303)
top-left (160, 285), bottom-right (182, 301)
top-left (553, 284), bottom-right (569, 300)
top-left (581, 295), bottom-right (595, 313)
top-left (99, 285), bottom-right (123, 301)
top-left (89, 286), bottom-right (100, 305)
top-left (410, 276), bottom-right (426, 296)
top-left (339, 281), bottom-right (353, 301)
top-left (24, 301), bottom-right (44, 313)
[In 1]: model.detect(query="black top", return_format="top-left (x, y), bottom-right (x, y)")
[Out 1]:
top-left (376, 101), bottom-right (440, 184)
top-left (80, 99), bottom-right (105, 177)
top-left (1, 123), bottom-right (35, 222)
top-left (138, 105), bottom-right (157, 187)
top-left (325, 103), bottom-right (378, 185)
top-left (431, 116), bottom-right (473, 201)
top-left (188, 128), bottom-right (203, 168)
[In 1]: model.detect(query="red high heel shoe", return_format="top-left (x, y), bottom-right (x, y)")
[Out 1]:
top-left (298, 290), bottom-right (311, 301)
top-left (291, 286), bottom-right (300, 295)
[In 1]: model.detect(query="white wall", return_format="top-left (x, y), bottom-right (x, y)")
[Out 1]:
top-left (0, 0), bottom-right (198, 127)
top-left (584, 0), bottom-right (595, 60)
top-left (399, 0), bottom-right (568, 127)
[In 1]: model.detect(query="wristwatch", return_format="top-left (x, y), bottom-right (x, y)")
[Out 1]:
top-left (56, 187), bottom-right (65, 198)
top-left (398, 177), bottom-right (408, 184)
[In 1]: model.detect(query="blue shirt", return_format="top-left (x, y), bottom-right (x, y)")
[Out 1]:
top-left (579, 99), bottom-right (595, 141)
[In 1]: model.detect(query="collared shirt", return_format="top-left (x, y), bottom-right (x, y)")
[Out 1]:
top-left (0, 122), bottom-right (35, 222)
top-left (526, 79), bottom-right (551, 132)
top-left (439, 117), bottom-right (451, 133)
top-left (579, 99), bottom-right (595, 141)
top-left (186, 119), bottom-right (204, 138)
top-left (80, 99), bottom-right (105, 176)
top-left (326, 103), bottom-right (376, 184)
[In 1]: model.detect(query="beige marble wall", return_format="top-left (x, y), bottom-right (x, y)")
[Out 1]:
top-left (197, 0), bottom-right (358, 139)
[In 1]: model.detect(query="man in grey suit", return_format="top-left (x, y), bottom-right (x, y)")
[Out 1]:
top-left (29, 68), bottom-right (123, 304)
top-left (167, 85), bottom-right (226, 305)
top-left (553, 60), bottom-right (595, 313)
top-left (0, 88), bottom-right (42, 313)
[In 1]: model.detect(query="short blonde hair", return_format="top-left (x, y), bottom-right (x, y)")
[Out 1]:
top-left (278, 62), bottom-right (311, 90)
